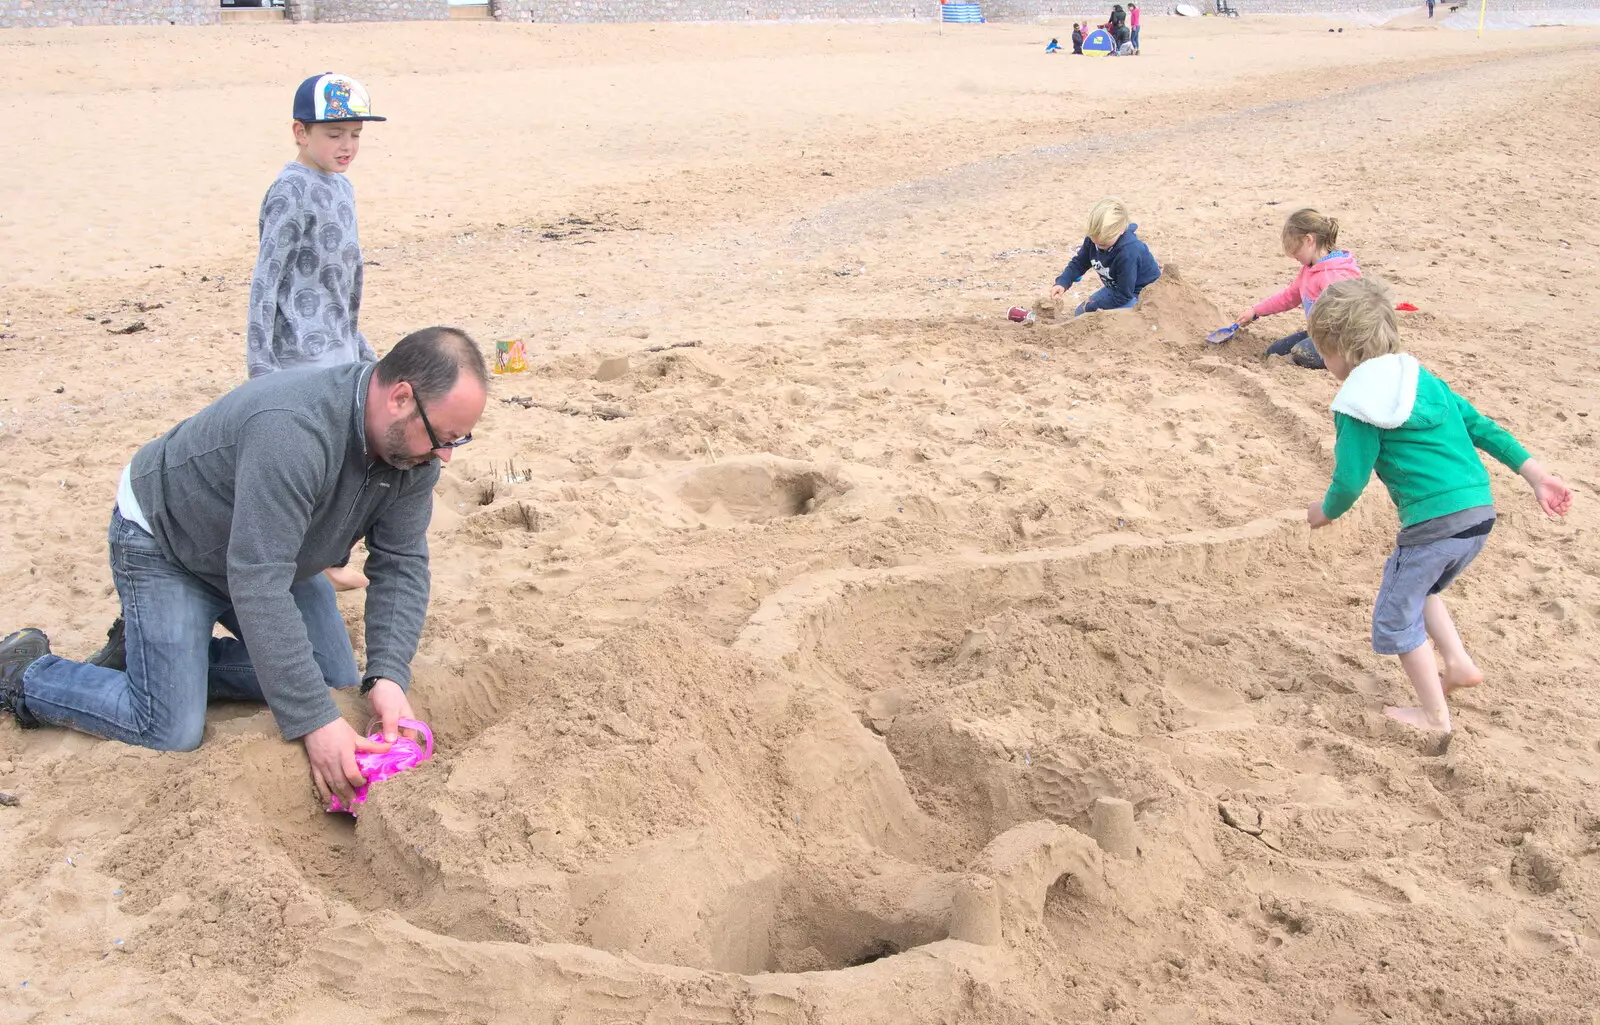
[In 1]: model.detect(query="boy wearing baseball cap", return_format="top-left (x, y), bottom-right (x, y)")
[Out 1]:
top-left (246, 73), bottom-right (388, 382)
top-left (248, 73), bottom-right (388, 591)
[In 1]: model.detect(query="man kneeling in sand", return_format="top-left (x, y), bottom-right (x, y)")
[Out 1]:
top-left (0, 327), bottom-right (487, 807)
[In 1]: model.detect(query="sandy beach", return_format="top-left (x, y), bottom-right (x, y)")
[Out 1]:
top-left (2, 10), bottom-right (1600, 1023)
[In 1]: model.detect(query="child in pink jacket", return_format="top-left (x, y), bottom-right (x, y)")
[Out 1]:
top-left (1235, 208), bottom-right (1361, 370)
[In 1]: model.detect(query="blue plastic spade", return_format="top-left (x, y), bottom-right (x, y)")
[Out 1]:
top-left (1206, 323), bottom-right (1239, 345)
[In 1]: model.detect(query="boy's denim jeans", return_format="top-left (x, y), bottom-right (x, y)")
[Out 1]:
top-left (1074, 287), bottom-right (1142, 316)
top-left (20, 509), bottom-right (359, 751)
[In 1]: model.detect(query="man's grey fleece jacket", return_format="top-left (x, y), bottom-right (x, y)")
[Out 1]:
top-left (127, 362), bottom-right (437, 740)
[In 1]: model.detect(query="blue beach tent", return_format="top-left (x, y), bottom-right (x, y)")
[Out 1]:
top-left (1082, 28), bottom-right (1114, 53)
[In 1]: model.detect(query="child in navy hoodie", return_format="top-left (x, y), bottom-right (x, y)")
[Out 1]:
top-left (1051, 198), bottom-right (1162, 315)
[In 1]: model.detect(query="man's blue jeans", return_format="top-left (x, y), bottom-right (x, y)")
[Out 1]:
top-left (19, 509), bottom-right (359, 751)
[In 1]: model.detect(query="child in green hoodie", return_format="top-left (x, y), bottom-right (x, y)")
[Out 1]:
top-left (1305, 277), bottom-right (1573, 734)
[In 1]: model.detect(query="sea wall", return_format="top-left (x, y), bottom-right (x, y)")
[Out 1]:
top-left (2, 0), bottom-right (1593, 28)
top-left (0, 0), bottom-right (217, 28)
top-left (309, 0), bottom-right (448, 22)
top-left (490, 1), bottom-right (921, 21)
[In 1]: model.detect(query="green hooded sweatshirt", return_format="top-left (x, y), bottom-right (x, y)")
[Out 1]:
top-left (1321, 353), bottom-right (1530, 526)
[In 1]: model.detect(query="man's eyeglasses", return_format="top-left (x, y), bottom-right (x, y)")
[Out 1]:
top-left (411, 387), bottom-right (473, 452)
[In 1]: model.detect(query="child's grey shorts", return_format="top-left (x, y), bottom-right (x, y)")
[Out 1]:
top-left (1370, 533), bottom-right (1490, 655)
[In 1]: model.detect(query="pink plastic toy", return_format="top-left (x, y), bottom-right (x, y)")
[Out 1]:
top-left (327, 717), bottom-right (434, 815)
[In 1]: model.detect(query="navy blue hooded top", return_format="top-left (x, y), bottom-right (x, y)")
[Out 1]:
top-left (1055, 223), bottom-right (1161, 310)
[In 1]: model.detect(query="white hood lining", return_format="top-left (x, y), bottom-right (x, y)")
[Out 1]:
top-left (1330, 353), bottom-right (1420, 430)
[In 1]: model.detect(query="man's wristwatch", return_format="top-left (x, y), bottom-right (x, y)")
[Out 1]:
top-left (359, 675), bottom-right (384, 696)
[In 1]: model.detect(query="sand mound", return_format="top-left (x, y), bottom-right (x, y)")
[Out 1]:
top-left (349, 620), bottom-right (1119, 976)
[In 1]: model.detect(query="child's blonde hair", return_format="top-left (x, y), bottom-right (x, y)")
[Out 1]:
top-left (1086, 198), bottom-right (1131, 248)
top-left (1282, 208), bottom-right (1340, 253)
top-left (1308, 277), bottom-right (1401, 366)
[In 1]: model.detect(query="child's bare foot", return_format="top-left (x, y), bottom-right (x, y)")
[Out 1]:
top-left (1384, 705), bottom-right (1451, 734)
top-left (324, 566), bottom-right (369, 592)
top-left (1441, 662), bottom-right (1484, 696)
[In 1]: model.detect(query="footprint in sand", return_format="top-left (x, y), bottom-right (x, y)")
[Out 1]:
top-left (1506, 924), bottom-right (1584, 956)
top-left (1164, 668), bottom-right (1255, 735)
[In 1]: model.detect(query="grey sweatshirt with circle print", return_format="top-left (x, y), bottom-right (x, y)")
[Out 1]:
top-left (247, 161), bottom-right (377, 379)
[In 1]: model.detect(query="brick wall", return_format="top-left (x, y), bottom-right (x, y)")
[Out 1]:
top-left (313, 0), bottom-right (448, 22)
top-left (1188, 0), bottom-right (1402, 13)
top-left (489, 0), bottom-right (1600, 21)
top-left (981, 0), bottom-right (1086, 17)
top-left (1176, 0), bottom-right (1390, 12)
top-left (0, 0), bottom-right (1594, 28)
top-left (1236, 0), bottom-right (1591, 10)
top-left (1151, 0), bottom-right (1592, 14)
top-left (943, 0), bottom-right (1599, 16)
top-left (0, 0), bottom-right (217, 28)
top-left (490, 0), bottom-right (923, 20)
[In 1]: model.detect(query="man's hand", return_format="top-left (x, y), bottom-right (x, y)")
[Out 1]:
top-left (1235, 308), bottom-right (1257, 328)
top-left (303, 718), bottom-right (389, 808)
top-left (365, 678), bottom-right (416, 742)
top-left (1307, 500), bottom-right (1332, 529)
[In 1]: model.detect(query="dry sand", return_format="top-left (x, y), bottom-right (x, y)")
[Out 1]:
top-left (3, 11), bottom-right (1600, 1024)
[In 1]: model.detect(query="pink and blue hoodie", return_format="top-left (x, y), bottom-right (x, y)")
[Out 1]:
top-left (1252, 250), bottom-right (1362, 320)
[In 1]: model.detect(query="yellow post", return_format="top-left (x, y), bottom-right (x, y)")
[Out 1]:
top-left (1479, 0), bottom-right (1487, 36)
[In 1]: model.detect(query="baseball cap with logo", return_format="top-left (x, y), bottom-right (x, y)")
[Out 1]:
top-left (292, 72), bottom-right (388, 124)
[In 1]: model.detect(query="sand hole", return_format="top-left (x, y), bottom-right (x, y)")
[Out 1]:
top-left (845, 940), bottom-right (901, 967)
top-left (768, 892), bottom-right (949, 973)
top-left (1044, 871), bottom-right (1094, 920)
top-left (774, 471), bottom-right (830, 516)
top-left (673, 457), bottom-right (845, 523)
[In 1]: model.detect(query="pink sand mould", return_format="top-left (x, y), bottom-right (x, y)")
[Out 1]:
top-left (327, 717), bottom-right (434, 815)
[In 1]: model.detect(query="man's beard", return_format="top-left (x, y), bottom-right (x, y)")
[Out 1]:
top-left (380, 416), bottom-right (435, 469)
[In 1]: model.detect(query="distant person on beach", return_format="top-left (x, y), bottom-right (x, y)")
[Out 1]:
top-left (1047, 36), bottom-right (1062, 52)
top-left (1129, 3), bottom-right (1142, 52)
top-left (250, 72), bottom-right (390, 591)
top-left (1107, 4), bottom-right (1129, 47)
top-left (1071, 23), bottom-right (1085, 53)
top-left (1233, 208), bottom-right (1361, 370)
top-left (0, 329), bottom-right (489, 809)
top-left (1428, 0), bottom-right (1436, 17)
top-left (1304, 277), bottom-right (1572, 735)
top-left (1050, 197), bottom-right (1162, 314)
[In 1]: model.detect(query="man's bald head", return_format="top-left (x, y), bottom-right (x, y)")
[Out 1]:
top-left (374, 326), bottom-right (489, 403)
top-left (367, 326), bottom-right (490, 469)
